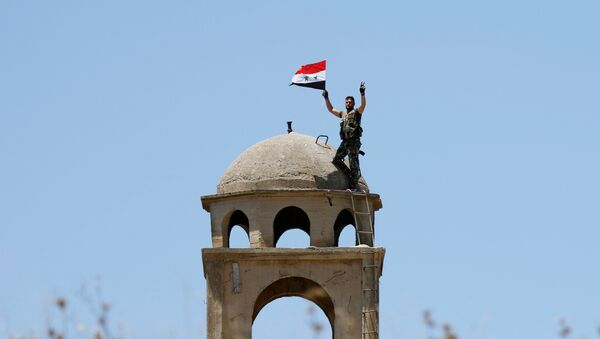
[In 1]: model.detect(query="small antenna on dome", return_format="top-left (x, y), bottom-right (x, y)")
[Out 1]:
top-left (287, 121), bottom-right (293, 133)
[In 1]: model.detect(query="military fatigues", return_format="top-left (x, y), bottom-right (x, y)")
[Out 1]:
top-left (332, 109), bottom-right (362, 189)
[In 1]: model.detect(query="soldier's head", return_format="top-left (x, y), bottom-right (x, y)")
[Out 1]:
top-left (345, 96), bottom-right (355, 110)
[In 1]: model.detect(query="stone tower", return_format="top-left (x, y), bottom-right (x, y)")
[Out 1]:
top-left (201, 132), bottom-right (385, 338)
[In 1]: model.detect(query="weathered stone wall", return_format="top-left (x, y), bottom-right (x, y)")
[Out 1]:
top-left (202, 248), bottom-right (385, 339)
top-left (202, 190), bottom-right (382, 248)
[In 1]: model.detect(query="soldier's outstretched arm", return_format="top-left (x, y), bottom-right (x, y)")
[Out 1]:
top-left (322, 90), bottom-right (342, 118)
top-left (357, 81), bottom-right (366, 114)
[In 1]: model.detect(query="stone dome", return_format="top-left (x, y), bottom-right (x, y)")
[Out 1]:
top-left (217, 132), bottom-right (368, 194)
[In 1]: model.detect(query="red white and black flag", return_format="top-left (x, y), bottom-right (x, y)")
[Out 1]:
top-left (290, 60), bottom-right (326, 90)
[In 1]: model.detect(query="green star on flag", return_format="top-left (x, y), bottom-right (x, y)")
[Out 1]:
top-left (290, 60), bottom-right (326, 90)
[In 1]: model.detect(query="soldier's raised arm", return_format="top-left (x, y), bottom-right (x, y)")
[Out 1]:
top-left (322, 90), bottom-right (342, 118)
top-left (357, 81), bottom-right (366, 114)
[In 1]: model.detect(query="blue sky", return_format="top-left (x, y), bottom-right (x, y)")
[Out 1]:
top-left (1, 0), bottom-right (599, 338)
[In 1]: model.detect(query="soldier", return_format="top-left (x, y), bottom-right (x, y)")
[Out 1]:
top-left (322, 81), bottom-right (366, 191)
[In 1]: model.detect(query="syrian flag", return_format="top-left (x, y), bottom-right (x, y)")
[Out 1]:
top-left (290, 60), bottom-right (326, 90)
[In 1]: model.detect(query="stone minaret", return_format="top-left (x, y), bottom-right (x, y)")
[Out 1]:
top-left (201, 132), bottom-right (385, 338)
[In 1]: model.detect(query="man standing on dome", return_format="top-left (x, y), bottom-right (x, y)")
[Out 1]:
top-left (322, 81), bottom-right (366, 191)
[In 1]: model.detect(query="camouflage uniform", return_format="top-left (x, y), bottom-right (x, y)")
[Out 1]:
top-left (332, 108), bottom-right (362, 189)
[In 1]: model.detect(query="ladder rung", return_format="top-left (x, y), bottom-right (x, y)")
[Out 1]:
top-left (349, 192), bottom-right (374, 246)
top-left (362, 310), bottom-right (378, 313)
top-left (362, 330), bottom-right (378, 334)
top-left (363, 288), bottom-right (378, 291)
top-left (363, 265), bottom-right (378, 268)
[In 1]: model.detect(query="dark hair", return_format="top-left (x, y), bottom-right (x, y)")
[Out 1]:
top-left (345, 96), bottom-right (355, 102)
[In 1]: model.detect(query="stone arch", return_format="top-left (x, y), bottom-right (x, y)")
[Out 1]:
top-left (252, 276), bottom-right (335, 334)
top-left (333, 209), bottom-right (357, 246)
top-left (273, 206), bottom-right (310, 246)
top-left (223, 209), bottom-right (250, 248)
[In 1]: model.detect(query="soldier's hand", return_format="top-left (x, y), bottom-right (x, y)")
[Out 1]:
top-left (359, 81), bottom-right (366, 95)
top-left (322, 90), bottom-right (329, 99)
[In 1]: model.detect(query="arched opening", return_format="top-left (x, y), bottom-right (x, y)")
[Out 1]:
top-left (276, 228), bottom-right (311, 248)
top-left (252, 277), bottom-right (334, 338)
top-left (252, 297), bottom-right (333, 339)
top-left (273, 206), bottom-right (310, 247)
top-left (229, 225), bottom-right (250, 248)
top-left (337, 225), bottom-right (357, 247)
top-left (333, 209), bottom-right (357, 246)
top-left (225, 210), bottom-right (250, 248)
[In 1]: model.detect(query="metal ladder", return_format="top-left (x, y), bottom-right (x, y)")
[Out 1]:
top-left (349, 191), bottom-right (374, 246)
top-left (349, 191), bottom-right (379, 338)
top-left (361, 256), bottom-right (379, 338)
